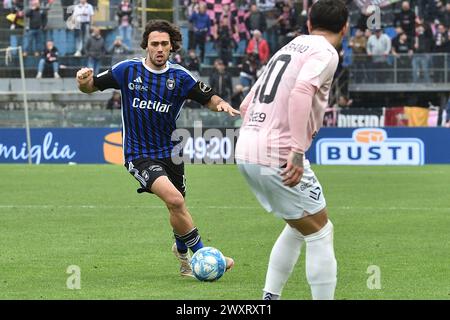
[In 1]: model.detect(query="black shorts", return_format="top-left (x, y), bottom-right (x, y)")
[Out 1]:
top-left (125, 158), bottom-right (186, 197)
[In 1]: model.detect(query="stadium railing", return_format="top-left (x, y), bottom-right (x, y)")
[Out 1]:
top-left (348, 53), bottom-right (450, 86)
top-left (0, 108), bottom-right (240, 128)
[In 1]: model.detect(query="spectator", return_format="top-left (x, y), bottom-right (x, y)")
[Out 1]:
top-left (392, 31), bottom-right (414, 60)
top-left (108, 35), bottom-right (130, 65)
top-left (275, 3), bottom-right (298, 49)
top-left (36, 39), bottom-right (60, 79)
top-left (72, 0), bottom-right (94, 56)
top-left (413, 22), bottom-right (432, 83)
top-left (85, 26), bottom-right (106, 75)
top-left (349, 28), bottom-right (368, 82)
top-left (209, 59), bottom-right (233, 102)
top-left (367, 28), bottom-right (392, 81)
top-left (392, 31), bottom-right (413, 83)
top-left (24, 0), bottom-right (47, 57)
top-left (245, 4), bottom-right (267, 34)
top-left (433, 0), bottom-right (446, 26)
top-left (184, 0), bottom-right (200, 19)
top-left (246, 29), bottom-right (270, 65)
top-left (61, 0), bottom-right (72, 22)
top-left (333, 95), bottom-right (353, 111)
top-left (116, 0), bottom-right (133, 49)
top-left (212, 3), bottom-right (239, 51)
top-left (239, 52), bottom-right (258, 91)
top-left (215, 17), bottom-right (235, 66)
top-left (106, 90), bottom-right (121, 110)
top-left (189, 2), bottom-right (211, 63)
top-left (185, 0), bottom-right (201, 50)
top-left (433, 23), bottom-right (447, 53)
top-left (235, 6), bottom-right (251, 54)
top-left (7, 0), bottom-right (24, 30)
top-left (185, 49), bottom-right (201, 78)
top-left (394, 1), bottom-right (416, 39)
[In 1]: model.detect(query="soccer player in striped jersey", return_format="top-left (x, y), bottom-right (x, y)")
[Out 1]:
top-left (235, 0), bottom-right (348, 299)
top-left (76, 19), bottom-right (238, 277)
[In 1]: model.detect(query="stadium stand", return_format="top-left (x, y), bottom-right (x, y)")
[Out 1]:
top-left (1, 0), bottom-right (449, 128)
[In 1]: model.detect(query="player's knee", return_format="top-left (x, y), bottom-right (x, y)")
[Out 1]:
top-left (165, 193), bottom-right (185, 211)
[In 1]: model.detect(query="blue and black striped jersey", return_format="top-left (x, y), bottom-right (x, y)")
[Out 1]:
top-left (94, 58), bottom-right (212, 162)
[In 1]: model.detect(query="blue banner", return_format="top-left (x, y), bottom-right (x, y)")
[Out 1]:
top-left (0, 128), bottom-right (119, 164)
top-left (0, 127), bottom-right (449, 164)
top-left (306, 128), bottom-right (450, 165)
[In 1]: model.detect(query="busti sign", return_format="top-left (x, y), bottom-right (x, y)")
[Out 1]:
top-left (103, 131), bottom-right (123, 164)
top-left (316, 128), bottom-right (424, 165)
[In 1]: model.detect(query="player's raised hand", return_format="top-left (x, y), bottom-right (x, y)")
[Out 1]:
top-left (76, 67), bottom-right (93, 85)
top-left (281, 151), bottom-right (304, 187)
top-left (216, 100), bottom-right (240, 116)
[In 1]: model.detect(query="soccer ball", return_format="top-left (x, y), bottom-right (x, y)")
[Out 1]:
top-left (190, 247), bottom-right (226, 281)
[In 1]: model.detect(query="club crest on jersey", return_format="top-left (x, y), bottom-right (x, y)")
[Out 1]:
top-left (166, 78), bottom-right (175, 90)
top-left (199, 81), bottom-right (212, 93)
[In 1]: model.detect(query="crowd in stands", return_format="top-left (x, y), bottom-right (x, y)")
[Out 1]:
top-left (2, 0), bottom-right (134, 78)
top-left (3, 0), bottom-right (450, 119)
top-left (348, 1), bottom-right (450, 84)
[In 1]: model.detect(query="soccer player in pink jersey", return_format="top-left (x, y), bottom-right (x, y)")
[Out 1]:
top-left (235, 0), bottom-right (348, 300)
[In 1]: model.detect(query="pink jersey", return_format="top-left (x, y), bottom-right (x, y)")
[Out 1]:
top-left (235, 35), bottom-right (339, 167)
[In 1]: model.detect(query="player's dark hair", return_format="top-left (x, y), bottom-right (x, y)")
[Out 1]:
top-left (140, 19), bottom-right (182, 52)
top-left (309, 0), bottom-right (348, 34)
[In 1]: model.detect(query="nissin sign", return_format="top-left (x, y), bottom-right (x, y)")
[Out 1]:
top-left (316, 128), bottom-right (424, 165)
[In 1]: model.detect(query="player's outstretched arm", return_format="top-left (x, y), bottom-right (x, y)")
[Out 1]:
top-left (76, 68), bottom-right (98, 94)
top-left (206, 95), bottom-right (240, 116)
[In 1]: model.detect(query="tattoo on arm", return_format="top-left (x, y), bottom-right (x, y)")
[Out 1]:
top-left (291, 152), bottom-right (304, 168)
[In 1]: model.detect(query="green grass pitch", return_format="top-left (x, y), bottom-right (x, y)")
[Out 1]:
top-left (0, 164), bottom-right (449, 300)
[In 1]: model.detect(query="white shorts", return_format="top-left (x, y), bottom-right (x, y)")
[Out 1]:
top-left (237, 162), bottom-right (326, 220)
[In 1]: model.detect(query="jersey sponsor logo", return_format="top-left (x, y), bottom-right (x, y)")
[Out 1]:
top-left (198, 81), bottom-right (212, 93)
top-left (132, 98), bottom-right (172, 113)
top-left (316, 128), bottom-right (425, 165)
top-left (166, 78), bottom-right (175, 90)
top-left (128, 77), bottom-right (148, 91)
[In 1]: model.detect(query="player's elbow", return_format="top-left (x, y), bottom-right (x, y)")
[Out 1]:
top-left (294, 81), bottom-right (317, 96)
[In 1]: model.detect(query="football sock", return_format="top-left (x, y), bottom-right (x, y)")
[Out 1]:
top-left (177, 227), bottom-right (203, 253)
top-left (263, 224), bottom-right (304, 297)
top-left (173, 232), bottom-right (188, 254)
top-left (304, 220), bottom-right (337, 300)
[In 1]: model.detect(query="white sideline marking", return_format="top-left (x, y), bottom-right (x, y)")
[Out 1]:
top-left (0, 205), bottom-right (449, 212)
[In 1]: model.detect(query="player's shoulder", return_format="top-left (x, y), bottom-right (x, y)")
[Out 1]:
top-left (300, 35), bottom-right (339, 64)
top-left (168, 62), bottom-right (198, 81)
top-left (112, 57), bottom-right (142, 71)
